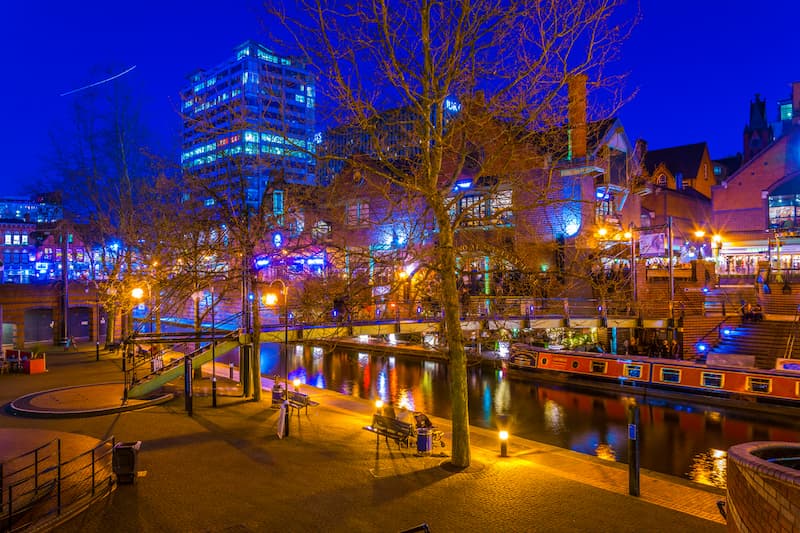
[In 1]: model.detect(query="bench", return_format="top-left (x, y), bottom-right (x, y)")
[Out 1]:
top-left (287, 390), bottom-right (319, 415)
top-left (363, 414), bottom-right (414, 448)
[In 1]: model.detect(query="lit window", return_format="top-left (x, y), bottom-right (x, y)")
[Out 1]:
top-left (657, 174), bottom-right (667, 186)
top-left (4, 234), bottom-right (10, 245)
top-left (781, 103), bottom-right (793, 121)
top-left (590, 361), bottom-right (607, 373)
top-left (661, 368), bottom-right (681, 383)
top-left (702, 372), bottom-right (723, 388)
top-left (624, 365), bottom-right (642, 378)
top-left (746, 377), bottom-right (771, 394)
top-left (12, 234), bottom-right (20, 245)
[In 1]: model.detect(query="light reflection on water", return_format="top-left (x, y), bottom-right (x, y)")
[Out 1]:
top-left (253, 342), bottom-right (800, 486)
top-left (688, 448), bottom-right (728, 489)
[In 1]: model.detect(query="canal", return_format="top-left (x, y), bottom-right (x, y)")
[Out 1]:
top-left (251, 341), bottom-right (800, 489)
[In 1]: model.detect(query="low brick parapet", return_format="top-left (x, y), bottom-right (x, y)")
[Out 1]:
top-left (726, 441), bottom-right (800, 532)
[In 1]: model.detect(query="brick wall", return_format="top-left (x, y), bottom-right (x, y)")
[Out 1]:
top-left (726, 441), bottom-right (800, 533)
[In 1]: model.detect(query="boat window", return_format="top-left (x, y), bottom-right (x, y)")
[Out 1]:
top-left (541, 357), bottom-right (547, 365)
top-left (571, 361), bottom-right (579, 369)
top-left (747, 377), bottom-right (771, 394)
top-left (624, 364), bottom-right (642, 378)
top-left (661, 368), bottom-right (681, 383)
top-left (590, 361), bottom-right (607, 373)
top-left (702, 372), bottom-right (724, 388)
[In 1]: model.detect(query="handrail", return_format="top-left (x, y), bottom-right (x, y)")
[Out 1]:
top-left (783, 306), bottom-right (800, 359)
top-left (128, 329), bottom-right (239, 387)
top-left (1, 437), bottom-right (114, 531)
top-left (695, 315), bottom-right (738, 353)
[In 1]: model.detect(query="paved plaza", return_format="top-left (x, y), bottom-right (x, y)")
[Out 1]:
top-left (0, 346), bottom-right (726, 532)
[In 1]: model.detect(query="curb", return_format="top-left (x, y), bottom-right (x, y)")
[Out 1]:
top-left (6, 383), bottom-right (174, 418)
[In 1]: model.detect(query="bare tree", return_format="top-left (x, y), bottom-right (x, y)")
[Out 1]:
top-left (272, 0), bottom-right (635, 467)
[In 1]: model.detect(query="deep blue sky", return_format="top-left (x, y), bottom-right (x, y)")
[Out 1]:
top-left (1, 1), bottom-right (798, 197)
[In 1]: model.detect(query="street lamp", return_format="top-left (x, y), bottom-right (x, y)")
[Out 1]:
top-left (131, 287), bottom-right (144, 335)
top-left (265, 279), bottom-right (290, 401)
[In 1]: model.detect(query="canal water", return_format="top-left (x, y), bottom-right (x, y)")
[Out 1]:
top-left (251, 342), bottom-right (800, 489)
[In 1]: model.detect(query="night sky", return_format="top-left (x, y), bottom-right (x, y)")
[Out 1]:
top-left (1, 0), bottom-right (798, 197)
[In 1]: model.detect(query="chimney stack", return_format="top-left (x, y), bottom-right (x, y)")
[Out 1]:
top-left (568, 75), bottom-right (588, 160)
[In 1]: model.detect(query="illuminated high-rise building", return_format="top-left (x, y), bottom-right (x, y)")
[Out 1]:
top-left (180, 41), bottom-right (316, 207)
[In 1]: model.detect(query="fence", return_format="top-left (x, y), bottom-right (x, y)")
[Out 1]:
top-left (1, 437), bottom-right (115, 532)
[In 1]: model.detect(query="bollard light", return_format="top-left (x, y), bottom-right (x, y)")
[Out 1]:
top-left (375, 399), bottom-right (383, 413)
top-left (293, 378), bottom-right (301, 390)
top-left (499, 430), bottom-right (509, 457)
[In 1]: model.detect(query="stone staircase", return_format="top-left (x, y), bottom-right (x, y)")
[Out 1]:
top-left (703, 287), bottom-right (755, 316)
top-left (706, 320), bottom-right (800, 369)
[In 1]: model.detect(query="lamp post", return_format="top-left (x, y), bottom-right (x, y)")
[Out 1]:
top-left (625, 224), bottom-right (637, 306)
top-left (209, 286), bottom-right (217, 407)
top-left (95, 289), bottom-right (100, 361)
top-left (266, 280), bottom-right (289, 400)
top-left (131, 287), bottom-right (144, 334)
top-left (127, 287), bottom-right (145, 402)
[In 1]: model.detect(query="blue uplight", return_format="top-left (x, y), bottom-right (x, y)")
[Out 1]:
top-left (696, 343), bottom-right (708, 352)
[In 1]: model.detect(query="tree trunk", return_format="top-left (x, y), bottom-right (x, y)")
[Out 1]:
top-left (437, 224), bottom-right (471, 468)
top-left (250, 284), bottom-right (262, 401)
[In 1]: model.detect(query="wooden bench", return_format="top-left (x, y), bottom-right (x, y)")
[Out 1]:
top-left (363, 414), bottom-right (414, 448)
top-left (287, 390), bottom-right (319, 415)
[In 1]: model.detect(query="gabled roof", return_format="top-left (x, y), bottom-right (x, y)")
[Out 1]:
top-left (644, 142), bottom-right (707, 177)
top-left (586, 118), bottom-right (619, 154)
top-left (533, 117), bottom-right (624, 160)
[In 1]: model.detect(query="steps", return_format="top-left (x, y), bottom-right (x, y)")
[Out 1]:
top-left (708, 320), bottom-right (800, 369)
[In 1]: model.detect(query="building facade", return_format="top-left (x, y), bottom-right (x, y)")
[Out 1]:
top-left (712, 82), bottom-right (800, 280)
top-left (181, 41), bottom-right (316, 206)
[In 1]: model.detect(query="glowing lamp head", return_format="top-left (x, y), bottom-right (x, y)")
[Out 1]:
top-left (293, 378), bottom-right (301, 388)
top-left (499, 430), bottom-right (509, 441)
top-left (623, 231), bottom-right (632, 240)
top-left (712, 234), bottom-right (722, 244)
top-left (131, 287), bottom-right (144, 300)
top-left (375, 399), bottom-right (384, 410)
top-left (697, 343), bottom-right (708, 353)
top-left (264, 293), bottom-right (278, 306)
top-left (597, 227), bottom-right (608, 238)
top-left (722, 329), bottom-right (731, 336)
top-left (694, 230), bottom-right (706, 238)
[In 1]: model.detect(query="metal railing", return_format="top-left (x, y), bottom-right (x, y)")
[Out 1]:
top-left (1, 437), bottom-right (115, 532)
top-left (784, 306), bottom-right (800, 360)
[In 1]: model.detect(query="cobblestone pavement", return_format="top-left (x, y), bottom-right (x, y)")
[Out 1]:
top-left (0, 347), bottom-right (726, 532)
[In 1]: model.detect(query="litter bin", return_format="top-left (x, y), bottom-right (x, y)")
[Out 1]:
top-left (417, 428), bottom-right (432, 455)
top-left (113, 441), bottom-right (142, 484)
